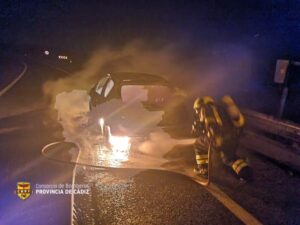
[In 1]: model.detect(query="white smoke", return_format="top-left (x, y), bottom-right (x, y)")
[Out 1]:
top-left (43, 40), bottom-right (254, 104)
top-left (43, 40), bottom-right (253, 169)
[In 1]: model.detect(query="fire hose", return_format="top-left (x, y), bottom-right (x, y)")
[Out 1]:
top-left (197, 137), bottom-right (213, 186)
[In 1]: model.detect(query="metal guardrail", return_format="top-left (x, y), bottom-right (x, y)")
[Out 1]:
top-left (243, 109), bottom-right (300, 143)
top-left (241, 109), bottom-right (300, 172)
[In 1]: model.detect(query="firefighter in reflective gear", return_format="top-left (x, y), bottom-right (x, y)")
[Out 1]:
top-left (192, 95), bottom-right (252, 181)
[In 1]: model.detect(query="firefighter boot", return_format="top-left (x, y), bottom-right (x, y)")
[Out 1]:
top-left (231, 159), bottom-right (253, 182)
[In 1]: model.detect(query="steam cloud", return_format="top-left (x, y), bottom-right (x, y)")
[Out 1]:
top-left (43, 40), bottom-right (254, 104)
top-left (42, 40), bottom-right (254, 169)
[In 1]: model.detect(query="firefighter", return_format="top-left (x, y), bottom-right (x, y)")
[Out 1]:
top-left (192, 95), bottom-right (252, 181)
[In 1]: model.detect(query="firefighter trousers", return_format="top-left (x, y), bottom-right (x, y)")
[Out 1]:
top-left (194, 136), bottom-right (248, 176)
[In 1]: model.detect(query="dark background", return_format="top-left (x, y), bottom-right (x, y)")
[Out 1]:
top-left (1, 0), bottom-right (299, 120)
top-left (1, 1), bottom-right (299, 56)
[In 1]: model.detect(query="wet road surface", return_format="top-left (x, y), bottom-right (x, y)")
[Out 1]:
top-left (1, 58), bottom-right (300, 225)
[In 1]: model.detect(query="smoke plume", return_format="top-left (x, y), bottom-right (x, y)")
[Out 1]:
top-left (42, 40), bottom-right (254, 169)
top-left (43, 40), bottom-right (254, 104)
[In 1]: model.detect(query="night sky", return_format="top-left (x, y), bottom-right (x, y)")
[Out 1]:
top-left (1, 0), bottom-right (300, 58)
top-left (0, 3), bottom-right (300, 225)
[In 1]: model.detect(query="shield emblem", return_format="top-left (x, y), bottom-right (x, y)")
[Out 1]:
top-left (16, 182), bottom-right (32, 200)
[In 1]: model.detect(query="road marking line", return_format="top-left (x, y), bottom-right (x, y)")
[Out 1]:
top-left (207, 183), bottom-right (262, 225)
top-left (0, 62), bottom-right (27, 97)
top-left (195, 179), bottom-right (262, 225)
top-left (70, 145), bottom-right (82, 225)
top-left (180, 169), bottom-right (262, 224)
top-left (40, 142), bottom-right (80, 225)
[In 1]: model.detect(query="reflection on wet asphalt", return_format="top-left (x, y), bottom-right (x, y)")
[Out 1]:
top-left (42, 137), bottom-right (195, 170)
top-left (73, 166), bottom-right (242, 225)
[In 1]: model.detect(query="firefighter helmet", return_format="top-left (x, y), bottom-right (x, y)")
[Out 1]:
top-left (193, 97), bottom-right (201, 110)
top-left (194, 96), bottom-right (215, 110)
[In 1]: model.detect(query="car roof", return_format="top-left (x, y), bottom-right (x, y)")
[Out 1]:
top-left (106, 72), bottom-right (171, 86)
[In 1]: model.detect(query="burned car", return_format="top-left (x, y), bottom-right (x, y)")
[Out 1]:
top-left (88, 72), bottom-right (192, 155)
top-left (52, 72), bottom-right (193, 168)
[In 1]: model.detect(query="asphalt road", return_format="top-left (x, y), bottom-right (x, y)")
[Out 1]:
top-left (73, 167), bottom-right (242, 225)
top-left (70, 141), bottom-right (300, 225)
top-left (1, 58), bottom-right (300, 225)
top-left (0, 58), bottom-right (73, 225)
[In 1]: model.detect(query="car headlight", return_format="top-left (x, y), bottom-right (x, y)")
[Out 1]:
top-left (98, 117), bottom-right (131, 151)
